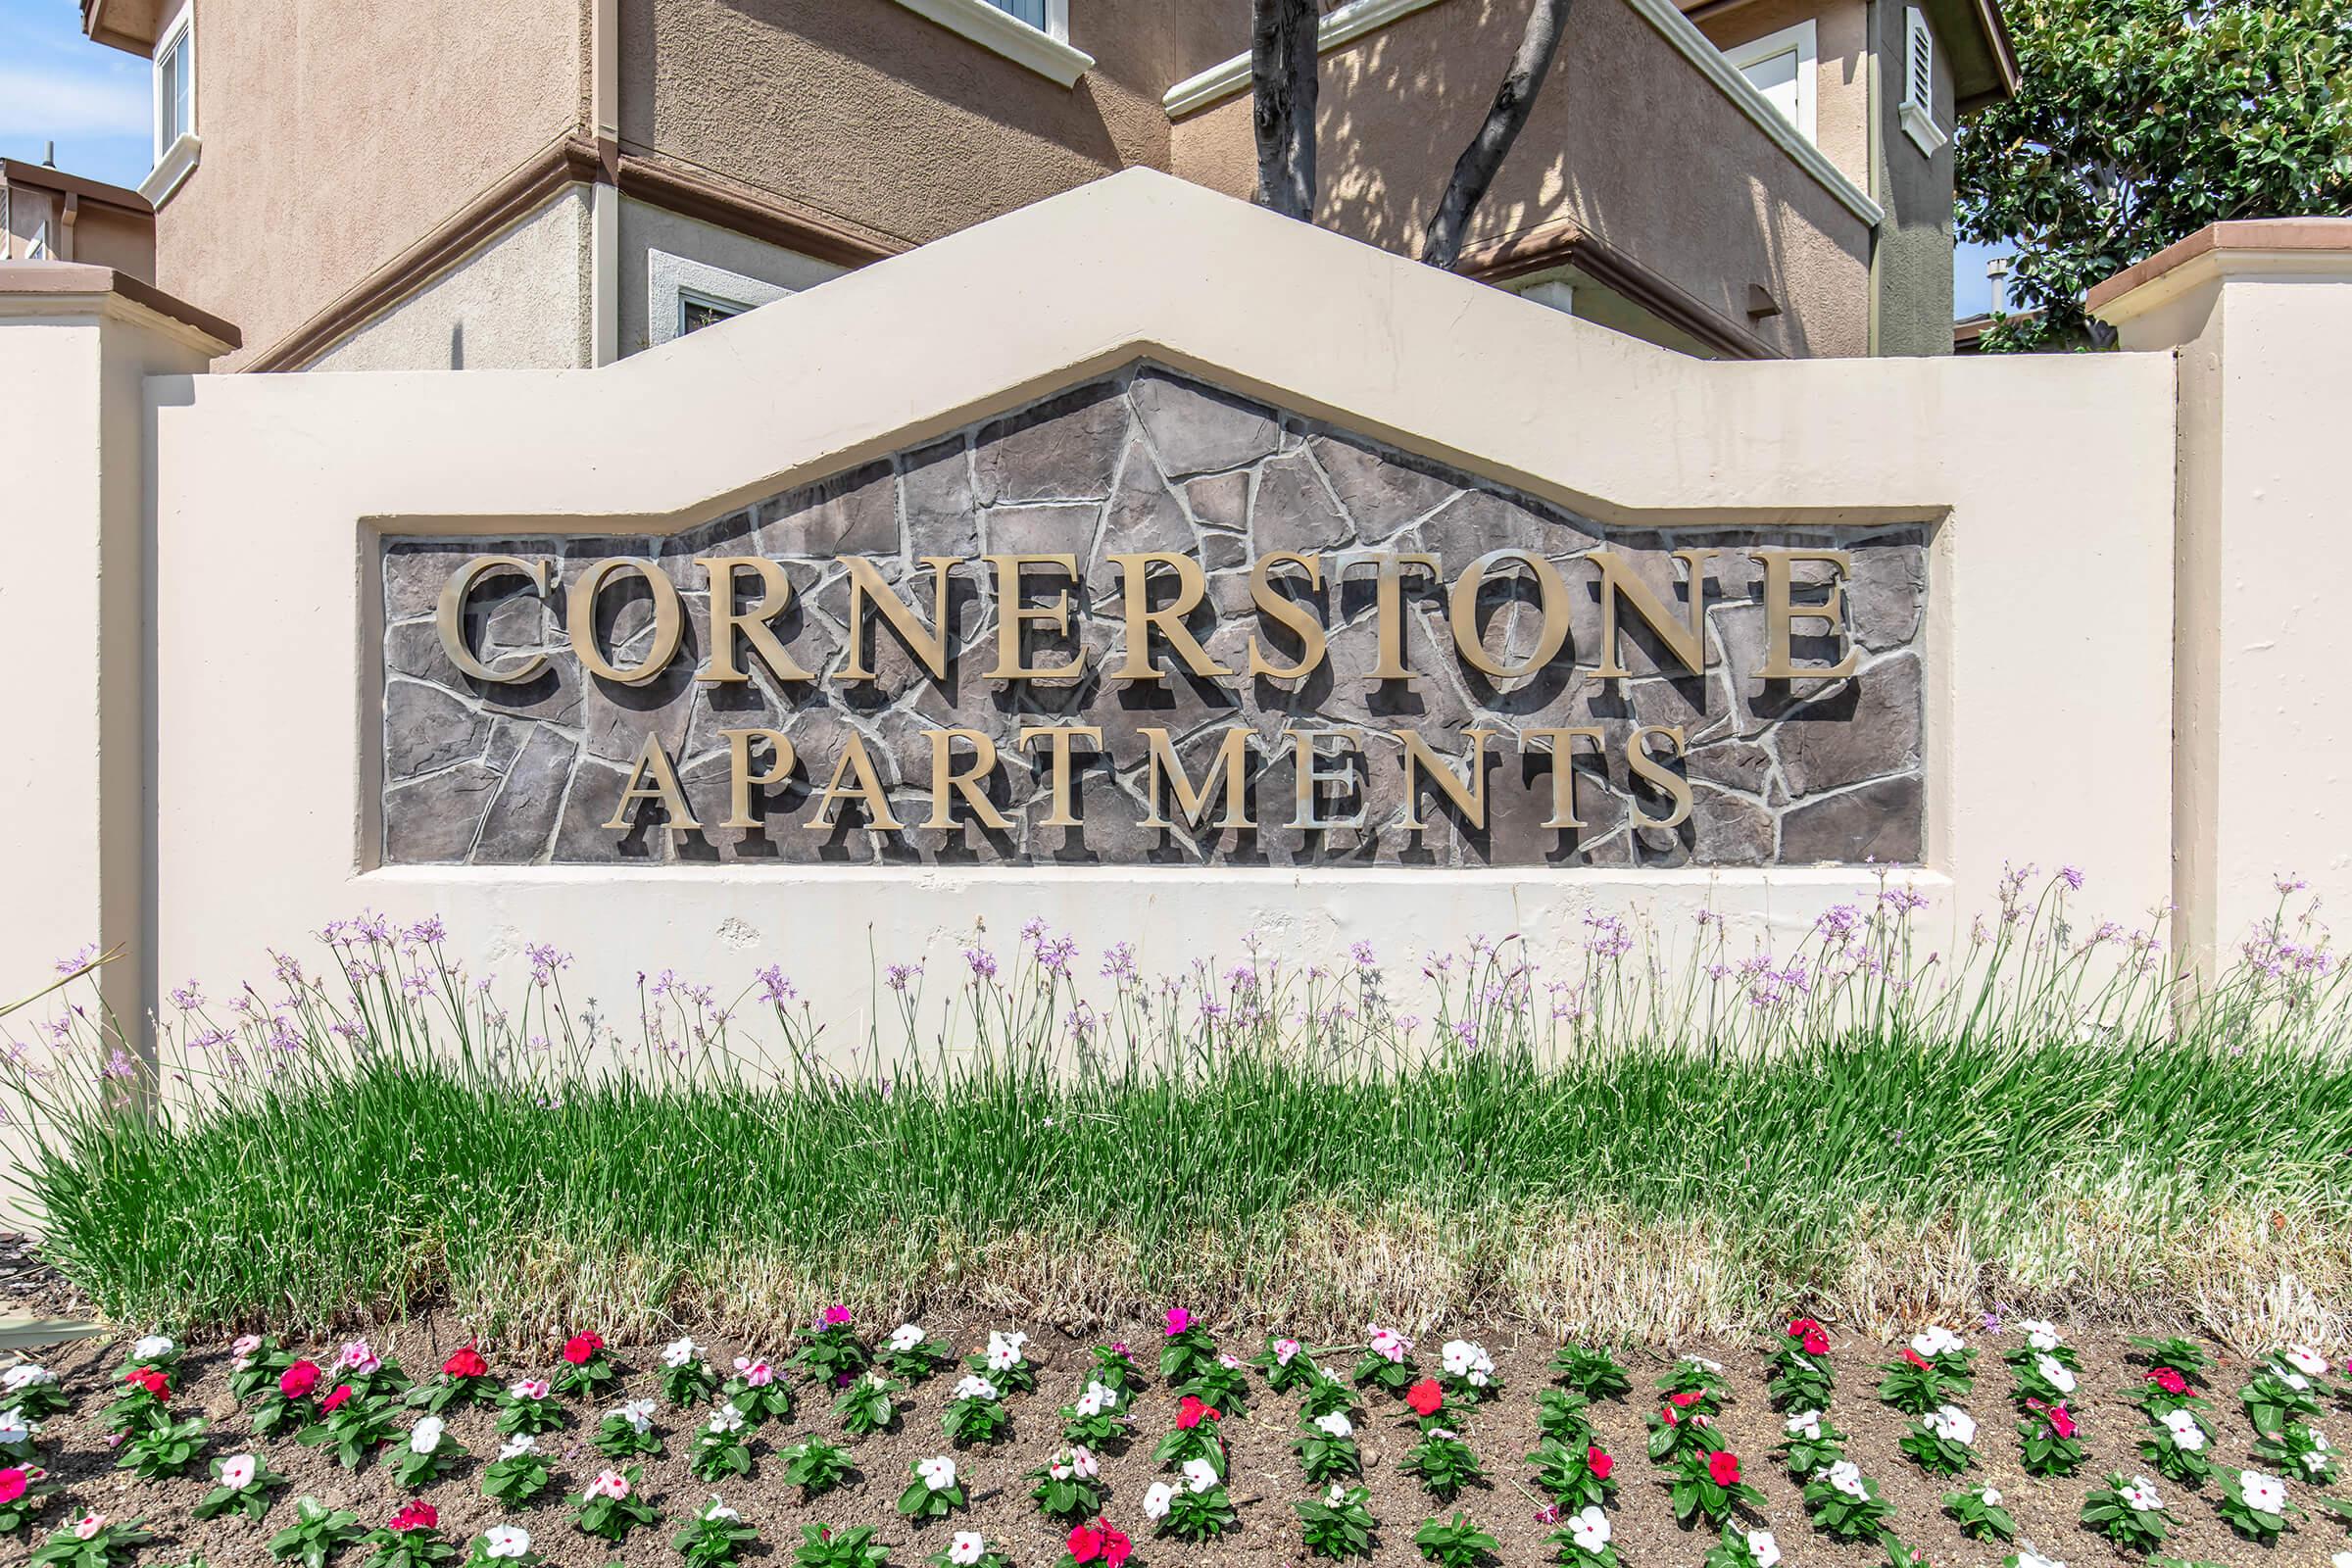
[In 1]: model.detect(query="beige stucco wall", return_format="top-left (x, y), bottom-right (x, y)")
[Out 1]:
top-left (73, 172), bottom-right (2179, 1035)
top-left (616, 196), bottom-right (848, 358)
top-left (1170, 0), bottom-right (1874, 358)
top-left (2102, 237), bottom-right (2352, 978)
top-left (622, 0), bottom-right (1241, 250)
top-left (308, 189), bottom-right (593, 371)
top-left (151, 0), bottom-right (582, 370)
top-left (1693, 0), bottom-right (1872, 194)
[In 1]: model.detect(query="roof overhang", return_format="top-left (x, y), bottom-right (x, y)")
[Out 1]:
top-left (0, 159), bottom-right (155, 217)
top-left (1683, 0), bottom-right (2019, 107)
top-left (81, 0), bottom-right (172, 55)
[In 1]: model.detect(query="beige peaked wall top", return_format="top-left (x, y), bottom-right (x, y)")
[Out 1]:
top-left (133, 171), bottom-right (2173, 1032)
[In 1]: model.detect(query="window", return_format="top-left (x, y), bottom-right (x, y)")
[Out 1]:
top-left (155, 6), bottom-right (194, 158)
top-left (1898, 6), bottom-right (1947, 155)
top-left (985, 0), bottom-right (1049, 26)
top-left (678, 290), bottom-right (748, 336)
top-left (884, 0), bottom-right (1091, 85)
top-left (26, 221), bottom-right (50, 261)
top-left (1724, 20), bottom-right (1817, 144)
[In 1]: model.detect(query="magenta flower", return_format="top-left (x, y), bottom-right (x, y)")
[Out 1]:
top-left (1163, 1308), bottom-right (1191, 1337)
top-left (821, 1304), bottom-right (853, 1327)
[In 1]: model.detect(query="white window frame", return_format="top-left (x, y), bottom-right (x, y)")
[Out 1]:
top-left (26, 220), bottom-right (51, 261)
top-left (1898, 6), bottom-right (1948, 156)
top-left (1722, 19), bottom-right (1817, 146)
top-left (647, 250), bottom-right (796, 350)
top-left (141, 0), bottom-right (202, 207)
top-left (886, 0), bottom-right (1093, 86)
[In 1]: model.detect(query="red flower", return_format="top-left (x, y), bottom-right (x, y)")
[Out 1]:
top-left (388, 1500), bottom-right (437, 1533)
top-left (2147, 1367), bottom-right (2187, 1395)
top-left (1661, 1405), bottom-right (1680, 1427)
top-left (123, 1367), bottom-right (169, 1400)
top-left (1787, 1316), bottom-right (1822, 1340)
top-left (1098, 1523), bottom-right (1133, 1567)
top-left (563, 1331), bottom-right (605, 1365)
top-left (0, 1468), bottom-right (26, 1504)
top-left (1707, 1450), bottom-right (1741, 1486)
top-left (1405, 1379), bottom-right (1445, 1417)
top-left (1802, 1329), bottom-right (1830, 1355)
top-left (442, 1345), bottom-right (488, 1380)
top-left (1067, 1524), bottom-right (1103, 1563)
top-left (280, 1360), bottom-right (321, 1399)
top-left (2047, 1402), bottom-right (2077, 1439)
top-left (1175, 1395), bottom-right (1220, 1429)
top-left (1668, 1390), bottom-right (1702, 1407)
top-left (321, 1384), bottom-right (353, 1413)
top-left (1587, 1446), bottom-right (1613, 1480)
top-left (1902, 1348), bottom-right (1930, 1370)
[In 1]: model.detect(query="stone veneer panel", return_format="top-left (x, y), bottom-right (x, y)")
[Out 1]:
top-left (380, 364), bottom-right (1929, 867)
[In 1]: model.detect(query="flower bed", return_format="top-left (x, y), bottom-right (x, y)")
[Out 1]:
top-left (1, 1316), bottom-right (2347, 1566)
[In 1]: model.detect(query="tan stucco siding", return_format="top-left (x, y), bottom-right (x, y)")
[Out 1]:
top-left (151, 0), bottom-right (582, 370)
top-left (624, 0), bottom-right (1245, 249)
top-left (1172, 0), bottom-right (1873, 357)
top-left (1695, 0), bottom-right (1871, 194)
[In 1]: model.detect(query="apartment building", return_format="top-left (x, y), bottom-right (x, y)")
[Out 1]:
top-left (75, 0), bottom-right (2014, 370)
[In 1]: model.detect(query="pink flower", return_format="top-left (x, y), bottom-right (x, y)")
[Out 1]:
top-left (821, 1304), bottom-right (853, 1327)
top-left (1589, 1446), bottom-right (1613, 1480)
top-left (335, 1341), bottom-right (380, 1375)
top-left (562, 1332), bottom-right (604, 1365)
top-left (734, 1358), bottom-right (774, 1387)
top-left (280, 1360), bottom-right (321, 1399)
top-left (1163, 1307), bottom-right (1192, 1337)
top-left (2148, 1367), bottom-right (2187, 1395)
top-left (1175, 1396), bottom-right (1219, 1429)
top-left (388, 1500), bottom-right (437, 1533)
top-left (321, 1385), bottom-right (352, 1413)
top-left (1708, 1450), bottom-right (1742, 1486)
top-left (585, 1468), bottom-right (630, 1499)
top-left (74, 1512), bottom-right (107, 1540)
top-left (230, 1334), bottom-right (264, 1358)
top-left (0, 1469), bottom-right (25, 1504)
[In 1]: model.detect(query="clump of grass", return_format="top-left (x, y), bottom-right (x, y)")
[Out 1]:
top-left (5, 877), bottom-right (2349, 1348)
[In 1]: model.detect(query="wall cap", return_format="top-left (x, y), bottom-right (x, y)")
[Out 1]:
top-left (2088, 218), bottom-right (2352, 324)
top-left (0, 260), bottom-right (240, 353)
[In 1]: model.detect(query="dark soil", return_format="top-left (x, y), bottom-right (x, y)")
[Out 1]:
top-left (8, 1316), bottom-right (2350, 1566)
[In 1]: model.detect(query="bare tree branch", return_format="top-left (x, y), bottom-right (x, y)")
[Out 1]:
top-left (1422, 0), bottom-right (1573, 270)
top-left (1251, 0), bottom-right (1320, 220)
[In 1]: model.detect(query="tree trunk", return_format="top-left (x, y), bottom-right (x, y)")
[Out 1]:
top-left (1422, 0), bottom-right (1574, 270)
top-left (1251, 0), bottom-right (1320, 220)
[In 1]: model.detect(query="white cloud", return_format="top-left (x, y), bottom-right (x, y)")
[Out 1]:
top-left (0, 64), bottom-right (151, 139)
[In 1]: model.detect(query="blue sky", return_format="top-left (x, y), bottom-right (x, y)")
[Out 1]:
top-left (1, 0), bottom-right (153, 186)
top-left (5, 0), bottom-right (2009, 318)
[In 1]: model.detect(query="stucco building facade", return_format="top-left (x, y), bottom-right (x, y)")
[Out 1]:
top-left (78, 0), bottom-right (2012, 371)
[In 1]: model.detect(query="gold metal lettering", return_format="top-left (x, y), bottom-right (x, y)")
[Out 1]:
top-left (715, 728), bottom-right (795, 830)
top-left (806, 731), bottom-right (902, 830)
top-left (1334, 551), bottom-right (1440, 683)
top-left (837, 556), bottom-right (956, 683)
top-left (1522, 726), bottom-right (1607, 828)
top-left (697, 557), bottom-right (813, 684)
top-left (1398, 727), bottom-right (1498, 831)
top-left (1591, 548), bottom-right (1715, 679)
top-left (1446, 549), bottom-right (1570, 679)
top-left (1139, 725), bottom-right (1253, 830)
top-left (1627, 724), bottom-right (1692, 829)
top-left (434, 555), bottom-right (551, 684)
top-left (1247, 552), bottom-right (1327, 680)
top-left (567, 558), bottom-right (685, 686)
top-left (1109, 552), bottom-right (1232, 682)
top-left (982, 554), bottom-right (1086, 680)
top-left (925, 728), bottom-right (1012, 831)
top-left (1283, 728), bottom-right (1363, 830)
top-left (1752, 549), bottom-right (1859, 679)
top-left (604, 731), bottom-right (699, 831)
top-left (1017, 724), bottom-right (1102, 828)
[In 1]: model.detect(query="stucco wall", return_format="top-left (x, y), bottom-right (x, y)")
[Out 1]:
top-left (307, 189), bottom-right (593, 371)
top-left (102, 172), bottom-right (2175, 1038)
top-left (1694, 0), bottom-right (1872, 195)
top-left (150, 0), bottom-right (581, 370)
top-left (622, 0), bottom-right (1242, 249)
top-left (617, 197), bottom-right (849, 358)
top-left (1868, 0), bottom-right (1958, 355)
top-left (1170, 0), bottom-right (1875, 358)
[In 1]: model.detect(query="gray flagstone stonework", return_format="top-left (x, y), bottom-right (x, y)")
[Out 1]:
top-left (380, 364), bottom-right (1927, 867)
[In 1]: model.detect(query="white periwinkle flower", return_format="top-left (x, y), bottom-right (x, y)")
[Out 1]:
top-left (219, 1453), bottom-right (258, 1491)
top-left (1316, 1411), bottom-right (1354, 1438)
top-left (1924, 1404), bottom-right (1978, 1446)
top-left (2, 1365), bottom-right (55, 1392)
top-left (616, 1398), bottom-right (656, 1433)
top-left (889, 1324), bottom-right (924, 1353)
top-left (705, 1404), bottom-right (745, 1436)
top-left (2034, 1353), bottom-right (2077, 1394)
top-left (2013, 1550), bottom-right (2066, 1568)
top-left (703, 1497), bottom-right (739, 1522)
top-left (2018, 1318), bottom-right (2061, 1350)
top-left (498, 1433), bottom-right (539, 1459)
top-left (1910, 1326), bottom-right (1965, 1358)
top-left (482, 1525), bottom-right (531, 1559)
top-left (916, 1454), bottom-right (957, 1492)
top-left (1827, 1460), bottom-right (1870, 1499)
top-left (2119, 1475), bottom-right (2162, 1512)
top-left (948, 1535), bottom-right (986, 1566)
top-left (1785, 1409), bottom-right (1823, 1440)
top-left (1439, 1339), bottom-right (1494, 1385)
top-left (2162, 1408), bottom-right (2207, 1451)
top-left (953, 1374), bottom-right (999, 1402)
top-left (2239, 1470), bottom-right (2287, 1513)
top-left (1745, 1529), bottom-right (1781, 1568)
top-left (2280, 1344), bottom-right (2328, 1377)
top-left (1568, 1506), bottom-right (1611, 1552)
top-left (409, 1415), bottom-right (445, 1454)
top-left (1142, 1481), bottom-right (1174, 1520)
top-left (131, 1336), bottom-right (173, 1362)
top-left (1182, 1455), bottom-right (1218, 1493)
top-left (661, 1336), bottom-right (700, 1368)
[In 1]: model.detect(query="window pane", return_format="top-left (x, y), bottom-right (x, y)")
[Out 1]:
top-left (680, 296), bottom-right (744, 335)
top-left (158, 30), bottom-right (189, 145)
top-left (985, 0), bottom-right (1049, 28)
top-left (1740, 48), bottom-right (1800, 127)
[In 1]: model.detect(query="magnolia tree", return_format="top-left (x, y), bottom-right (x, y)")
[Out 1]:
top-left (1958, 0), bottom-right (2352, 349)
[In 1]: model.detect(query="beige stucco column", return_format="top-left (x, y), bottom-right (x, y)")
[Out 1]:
top-left (2092, 220), bottom-right (2352, 983)
top-left (0, 264), bottom-right (236, 1031)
